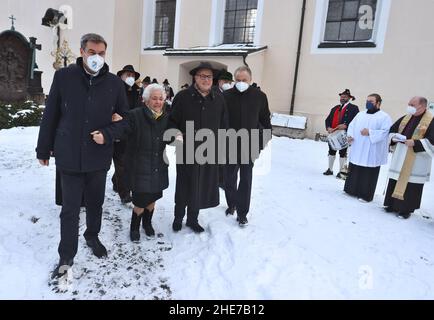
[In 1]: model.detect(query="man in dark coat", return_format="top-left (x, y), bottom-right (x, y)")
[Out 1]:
top-left (169, 62), bottom-right (228, 233)
top-left (112, 65), bottom-right (142, 203)
top-left (324, 89), bottom-right (359, 179)
top-left (36, 33), bottom-right (129, 279)
top-left (223, 66), bottom-right (272, 227)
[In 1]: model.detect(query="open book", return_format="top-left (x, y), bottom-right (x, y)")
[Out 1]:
top-left (391, 133), bottom-right (407, 143)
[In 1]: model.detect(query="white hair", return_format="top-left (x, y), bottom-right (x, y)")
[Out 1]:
top-left (142, 83), bottom-right (166, 102)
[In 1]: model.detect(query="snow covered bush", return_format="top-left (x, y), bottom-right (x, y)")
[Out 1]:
top-left (0, 101), bottom-right (44, 129)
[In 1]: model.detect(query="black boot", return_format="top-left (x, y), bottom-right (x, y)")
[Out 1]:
top-left (186, 209), bottom-right (204, 233)
top-left (172, 205), bottom-right (185, 232)
top-left (130, 210), bottom-right (141, 242)
top-left (51, 258), bottom-right (74, 279)
top-left (85, 237), bottom-right (108, 258)
top-left (225, 206), bottom-right (236, 216)
top-left (142, 209), bottom-right (155, 238)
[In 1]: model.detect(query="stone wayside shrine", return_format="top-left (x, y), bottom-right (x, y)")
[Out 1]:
top-left (0, 15), bottom-right (44, 105)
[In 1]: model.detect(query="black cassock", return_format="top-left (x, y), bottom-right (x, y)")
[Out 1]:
top-left (384, 112), bottom-right (434, 213)
top-left (344, 163), bottom-right (380, 202)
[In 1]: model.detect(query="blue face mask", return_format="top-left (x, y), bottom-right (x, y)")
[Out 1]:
top-left (366, 101), bottom-right (376, 111)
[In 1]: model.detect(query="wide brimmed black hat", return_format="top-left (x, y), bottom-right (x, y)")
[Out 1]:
top-left (339, 89), bottom-right (355, 101)
top-left (117, 65), bottom-right (140, 80)
top-left (189, 62), bottom-right (219, 77)
top-left (218, 70), bottom-right (233, 82)
top-left (142, 76), bottom-right (151, 83)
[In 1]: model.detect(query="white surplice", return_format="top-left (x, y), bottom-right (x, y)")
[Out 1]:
top-left (347, 109), bottom-right (392, 167)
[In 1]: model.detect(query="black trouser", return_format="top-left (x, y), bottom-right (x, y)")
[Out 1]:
top-left (328, 145), bottom-right (347, 157)
top-left (58, 169), bottom-right (107, 260)
top-left (174, 204), bottom-right (199, 223)
top-left (112, 141), bottom-right (129, 197)
top-left (224, 163), bottom-right (254, 219)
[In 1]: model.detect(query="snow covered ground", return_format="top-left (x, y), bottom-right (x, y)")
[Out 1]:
top-left (0, 127), bottom-right (433, 300)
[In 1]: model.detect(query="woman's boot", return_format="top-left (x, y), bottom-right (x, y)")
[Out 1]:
top-left (142, 208), bottom-right (155, 238)
top-left (130, 210), bottom-right (141, 242)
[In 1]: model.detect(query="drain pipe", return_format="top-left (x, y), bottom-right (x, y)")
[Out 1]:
top-left (290, 0), bottom-right (307, 115)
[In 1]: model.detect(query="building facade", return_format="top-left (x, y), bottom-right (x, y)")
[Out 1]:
top-left (2, 0), bottom-right (433, 137)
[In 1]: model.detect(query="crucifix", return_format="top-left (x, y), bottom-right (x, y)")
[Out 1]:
top-left (9, 15), bottom-right (16, 31)
top-left (29, 37), bottom-right (42, 80)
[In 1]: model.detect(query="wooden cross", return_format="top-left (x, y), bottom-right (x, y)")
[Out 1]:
top-left (9, 15), bottom-right (16, 31)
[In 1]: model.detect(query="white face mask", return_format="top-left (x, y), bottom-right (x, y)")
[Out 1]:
top-left (235, 81), bottom-right (249, 92)
top-left (221, 83), bottom-right (232, 91)
top-left (86, 54), bottom-right (105, 73)
top-left (406, 105), bottom-right (417, 115)
top-left (125, 77), bottom-right (135, 87)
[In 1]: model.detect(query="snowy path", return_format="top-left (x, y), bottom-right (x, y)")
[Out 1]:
top-left (0, 127), bottom-right (433, 299)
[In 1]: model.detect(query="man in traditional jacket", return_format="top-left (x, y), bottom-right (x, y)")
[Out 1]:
top-left (384, 97), bottom-right (434, 219)
top-left (169, 62), bottom-right (228, 233)
top-left (345, 94), bottom-right (392, 202)
top-left (324, 89), bottom-right (359, 179)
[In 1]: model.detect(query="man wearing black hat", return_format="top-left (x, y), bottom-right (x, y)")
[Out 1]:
top-left (112, 65), bottom-right (143, 203)
top-left (169, 62), bottom-right (228, 233)
top-left (324, 89), bottom-right (359, 179)
top-left (214, 70), bottom-right (234, 93)
top-left (163, 79), bottom-right (175, 103)
top-left (141, 76), bottom-right (151, 96)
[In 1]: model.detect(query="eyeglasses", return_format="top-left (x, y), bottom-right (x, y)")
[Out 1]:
top-left (196, 74), bottom-right (213, 81)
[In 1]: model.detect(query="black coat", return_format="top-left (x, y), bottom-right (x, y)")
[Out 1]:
top-left (36, 58), bottom-right (129, 172)
top-left (325, 103), bottom-right (359, 129)
top-left (124, 106), bottom-right (169, 193)
top-left (125, 83), bottom-right (143, 110)
top-left (169, 85), bottom-right (228, 209)
top-left (223, 86), bottom-right (272, 163)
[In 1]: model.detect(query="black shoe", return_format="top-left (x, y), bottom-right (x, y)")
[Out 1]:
top-left (225, 206), bottom-right (236, 216)
top-left (121, 194), bottom-right (132, 204)
top-left (186, 221), bottom-right (205, 233)
top-left (130, 210), bottom-right (141, 242)
top-left (397, 212), bottom-right (411, 220)
top-left (142, 209), bottom-right (155, 237)
top-left (336, 172), bottom-right (347, 180)
top-left (86, 237), bottom-right (108, 258)
top-left (51, 258), bottom-right (74, 279)
top-left (384, 206), bottom-right (395, 213)
top-left (323, 169), bottom-right (333, 176)
top-left (172, 219), bottom-right (183, 232)
top-left (238, 217), bottom-right (249, 227)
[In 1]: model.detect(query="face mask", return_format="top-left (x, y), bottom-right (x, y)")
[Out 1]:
top-left (125, 77), bottom-right (135, 87)
top-left (366, 101), bottom-right (376, 111)
top-left (222, 83), bottom-right (232, 91)
top-left (406, 105), bottom-right (417, 115)
top-left (86, 54), bottom-right (105, 73)
top-left (235, 81), bottom-right (249, 93)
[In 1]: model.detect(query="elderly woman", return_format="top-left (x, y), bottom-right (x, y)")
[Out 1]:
top-left (124, 84), bottom-right (170, 241)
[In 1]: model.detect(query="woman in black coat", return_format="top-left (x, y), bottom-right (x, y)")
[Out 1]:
top-left (124, 84), bottom-right (170, 241)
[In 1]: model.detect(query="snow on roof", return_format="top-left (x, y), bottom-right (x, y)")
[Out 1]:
top-left (271, 113), bottom-right (307, 130)
top-left (164, 44), bottom-right (267, 56)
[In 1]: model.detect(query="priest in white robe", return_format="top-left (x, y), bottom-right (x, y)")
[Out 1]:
top-left (384, 97), bottom-right (434, 219)
top-left (344, 94), bottom-right (392, 202)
